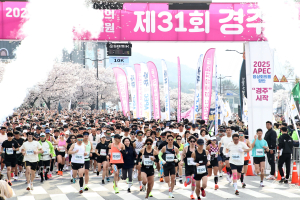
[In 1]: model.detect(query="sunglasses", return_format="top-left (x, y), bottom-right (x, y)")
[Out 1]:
top-left (168, 139), bottom-right (173, 141)
top-left (138, 134), bottom-right (143, 136)
top-left (77, 138), bottom-right (83, 141)
top-left (239, 134), bottom-right (244, 136)
top-left (190, 141), bottom-right (196, 143)
top-left (177, 139), bottom-right (181, 140)
top-left (106, 133), bottom-right (111, 135)
top-left (146, 143), bottom-right (152, 145)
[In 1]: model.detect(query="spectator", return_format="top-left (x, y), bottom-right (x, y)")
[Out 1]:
top-left (264, 121), bottom-right (277, 180)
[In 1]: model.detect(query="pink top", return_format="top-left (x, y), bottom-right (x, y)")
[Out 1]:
top-left (58, 139), bottom-right (66, 147)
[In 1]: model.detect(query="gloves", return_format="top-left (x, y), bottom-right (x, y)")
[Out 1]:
top-left (239, 148), bottom-right (244, 153)
top-left (162, 160), bottom-right (166, 165)
top-left (174, 159), bottom-right (178, 163)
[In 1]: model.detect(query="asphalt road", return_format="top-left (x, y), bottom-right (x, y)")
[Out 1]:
top-left (7, 170), bottom-right (300, 200)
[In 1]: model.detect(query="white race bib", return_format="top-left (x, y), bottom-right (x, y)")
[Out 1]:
top-left (58, 146), bottom-right (65, 152)
top-left (232, 154), bottom-right (240, 160)
top-left (187, 157), bottom-right (194, 166)
top-left (143, 157), bottom-right (154, 166)
top-left (43, 150), bottom-right (49, 155)
top-left (112, 152), bottom-right (121, 160)
top-left (100, 149), bottom-right (107, 156)
top-left (26, 150), bottom-right (34, 155)
top-left (6, 148), bottom-right (13, 155)
top-left (197, 165), bottom-right (206, 174)
top-left (75, 154), bottom-right (83, 161)
top-left (166, 154), bottom-right (174, 162)
top-left (256, 149), bottom-right (264, 156)
top-left (92, 142), bottom-right (97, 148)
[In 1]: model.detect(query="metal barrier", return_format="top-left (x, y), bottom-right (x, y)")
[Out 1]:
top-left (292, 147), bottom-right (300, 162)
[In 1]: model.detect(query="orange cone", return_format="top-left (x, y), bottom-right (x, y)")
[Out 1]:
top-left (291, 162), bottom-right (299, 184)
top-left (246, 160), bottom-right (254, 176)
top-left (277, 169), bottom-right (283, 181)
top-left (222, 166), bottom-right (227, 173)
top-left (298, 174), bottom-right (300, 186)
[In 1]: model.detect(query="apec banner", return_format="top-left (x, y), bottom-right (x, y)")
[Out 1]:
top-left (162, 60), bottom-right (170, 121)
top-left (134, 64), bottom-right (143, 118)
top-left (113, 67), bottom-right (130, 117)
top-left (147, 61), bottom-right (161, 120)
top-left (192, 54), bottom-right (203, 124)
top-left (126, 67), bottom-right (137, 118)
top-left (202, 48), bottom-right (215, 122)
top-left (209, 107), bottom-right (221, 125)
top-left (177, 57), bottom-right (181, 122)
top-left (245, 42), bottom-right (274, 142)
top-left (4, 3), bottom-right (264, 41)
top-left (141, 63), bottom-right (151, 120)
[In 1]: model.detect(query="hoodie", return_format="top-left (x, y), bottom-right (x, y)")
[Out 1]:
top-left (278, 134), bottom-right (293, 154)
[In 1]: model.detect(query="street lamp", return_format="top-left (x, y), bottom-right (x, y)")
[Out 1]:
top-left (218, 75), bottom-right (231, 95)
top-left (225, 49), bottom-right (243, 54)
top-left (83, 57), bottom-right (109, 110)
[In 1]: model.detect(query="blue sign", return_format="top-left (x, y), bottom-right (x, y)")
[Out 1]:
top-left (109, 57), bottom-right (129, 64)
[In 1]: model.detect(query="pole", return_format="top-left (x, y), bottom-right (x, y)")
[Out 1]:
top-left (96, 54), bottom-right (99, 110)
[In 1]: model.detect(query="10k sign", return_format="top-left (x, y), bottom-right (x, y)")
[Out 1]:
top-left (109, 57), bottom-right (129, 65)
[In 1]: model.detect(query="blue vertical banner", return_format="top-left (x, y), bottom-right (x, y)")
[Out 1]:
top-left (192, 54), bottom-right (203, 123)
top-left (214, 53), bottom-right (218, 135)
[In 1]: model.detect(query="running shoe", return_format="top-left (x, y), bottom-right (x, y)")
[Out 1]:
top-left (140, 185), bottom-right (143, 191)
top-left (19, 171), bottom-right (24, 178)
top-left (160, 177), bottom-right (164, 182)
top-left (215, 184), bottom-right (219, 190)
top-left (169, 192), bottom-right (174, 198)
top-left (126, 178), bottom-right (129, 184)
top-left (72, 178), bottom-right (76, 184)
top-left (84, 185), bottom-right (89, 191)
top-left (235, 190), bottom-right (239, 195)
top-left (106, 177), bottom-right (110, 182)
top-left (190, 194), bottom-right (195, 199)
top-left (30, 184), bottom-right (34, 190)
top-left (102, 180), bottom-right (105, 184)
top-left (26, 186), bottom-right (30, 191)
top-left (179, 180), bottom-right (183, 184)
top-left (60, 171), bottom-right (63, 176)
top-left (242, 183), bottom-right (246, 188)
top-left (128, 188), bottom-right (131, 193)
top-left (145, 198), bottom-right (148, 200)
top-left (260, 182), bottom-right (265, 187)
top-left (79, 187), bottom-right (83, 194)
top-left (284, 179), bottom-right (288, 184)
top-left (133, 171), bottom-right (138, 179)
top-left (97, 171), bottom-right (99, 176)
top-left (279, 178), bottom-right (285, 183)
top-left (93, 169), bottom-right (97, 173)
top-left (115, 187), bottom-right (119, 194)
top-left (201, 188), bottom-right (206, 197)
top-left (219, 171), bottom-right (223, 177)
top-left (265, 175), bottom-right (275, 180)
top-left (184, 181), bottom-right (188, 187)
top-left (149, 192), bottom-right (153, 197)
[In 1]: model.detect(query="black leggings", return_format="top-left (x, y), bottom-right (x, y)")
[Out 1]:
top-left (50, 159), bottom-right (55, 172)
top-left (122, 168), bottom-right (133, 183)
top-left (278, 153), bottom-right (291, 179)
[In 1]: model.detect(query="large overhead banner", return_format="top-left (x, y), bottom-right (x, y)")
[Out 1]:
top-left (4, 2), bottom-right (264, 41)
top-left (245, 42), bottom-right (274, 142)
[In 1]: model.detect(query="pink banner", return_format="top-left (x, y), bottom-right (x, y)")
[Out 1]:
top-left (181, 107), bottom-right (194, 119)
top-left (177, 57), bottom-right (181, 122)
top-left (2, 2), bottom-right (265, 41)
top-left (113, 67), bottom-right (130, 117)
top-left (134, 64), bottom-right (143, 118)
top-left (202, 48), bottom-right (215, 122)
top-left (147, 61), bottom-right (161, 120)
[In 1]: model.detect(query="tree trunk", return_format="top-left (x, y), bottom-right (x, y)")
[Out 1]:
top-left (29, 97), bottom-right (39, 108)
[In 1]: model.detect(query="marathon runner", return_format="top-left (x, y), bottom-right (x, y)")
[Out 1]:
top-left (206, 137), bottom-right (219, 190)
top-left (83, 132), bottom-right (93, 191)
top-left (95, 134), bottom-right (109, 184)
top-left (238, 130), bottom-right (252, 188)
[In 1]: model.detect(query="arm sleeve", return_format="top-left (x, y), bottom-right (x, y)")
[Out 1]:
top-left (158, 151), bottom-right (164, 161)
top-left (176, 153), bottom-right (181, 161)
top-left (270, 131), bottom-right (277, 149)
top-left (154, 154), bottom-right (159, 162)
top-left (138, 151), bottom-right (143, 162)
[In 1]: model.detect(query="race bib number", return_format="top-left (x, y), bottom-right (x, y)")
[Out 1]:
top-left (92, 142), bottom-right (97, 148)
top-left (58, 146), bottom-right (65, 152)
top-left (256, 149), bottom-right (264, 156)
top-left (166, 154), bottom-right (174, 162)
top-left (143, 157), bottom-right (153, 166)
top-left (100, 149), bottom-right (107, 156)
top-left (26, 150), bottom-right (34, 155)
top-left (43, 150), bottom-right (49, 155)
top-left (75, 154), bottom-right (83, 161)
top-left (6, 148), bottom-right (13, 155)
top-left (197, 165), bottom-right (206, 174)
top-left (112, 152), bottom-right (121, 160)
top-left (232, 154), bottom-right (240, 160)
top-left (187, 157), bottom-right (194, 166)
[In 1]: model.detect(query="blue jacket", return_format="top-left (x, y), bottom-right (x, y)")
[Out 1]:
top-left (122, 145), bottom-right (136, 169)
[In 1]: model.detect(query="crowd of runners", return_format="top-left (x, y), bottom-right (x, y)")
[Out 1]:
top-left (0, 109), bottom-right (296, 200)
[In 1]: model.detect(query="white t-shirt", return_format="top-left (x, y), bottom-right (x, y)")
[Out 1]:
top-left (20, 141), bottom-right (42, 162)
top-left (227, 142), bottom-right (249, 166)
top-left (220, 136), bottom-right (233, 154)
top-left (190, 129), bottom-right (200, 135)
top-left (178, 129), bottom-right (185, 136)
top-left (0, 134), bottom-right (7, 147)
top-left (198, 135), bottom-right (210, 149)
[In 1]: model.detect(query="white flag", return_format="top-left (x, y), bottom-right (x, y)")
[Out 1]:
top-left (141, 63), bottom-right (151, 120)
top-left (224, 101), bottom-right (232, 125)
top-left (219, 97), bottom-right (226, 124)
top-left (290, 97), bottom-right (299, 119)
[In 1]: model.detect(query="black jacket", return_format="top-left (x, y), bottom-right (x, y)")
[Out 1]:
top-left (264, 128), bottom-right (277, 150)
top-left (278, 134), bottom-right (293, 154)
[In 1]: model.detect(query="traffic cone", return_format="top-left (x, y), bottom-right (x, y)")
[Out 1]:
top-left (222, 166), bottom-right (227, 173)
top-left (246, 160), bottom-right (254, 176)
top-left (291, 162), bottom-right (299, 184)
top-left (277, 169), bottom-right (283, 181)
